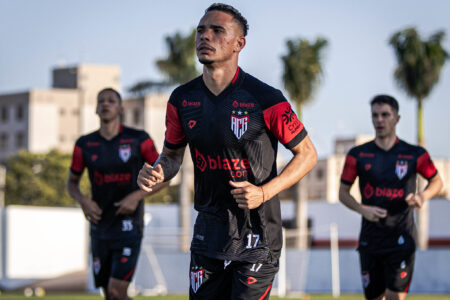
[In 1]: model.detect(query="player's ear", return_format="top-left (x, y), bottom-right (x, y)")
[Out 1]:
top-left (235, 36), bottom-right (246, 53)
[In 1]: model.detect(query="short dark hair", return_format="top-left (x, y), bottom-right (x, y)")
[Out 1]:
top-left (205, 3), bottom-right (249, 36)
top-left (98, 88), bottom-right (122, 104)
top-left (370, 94), bottom-right (399, 113)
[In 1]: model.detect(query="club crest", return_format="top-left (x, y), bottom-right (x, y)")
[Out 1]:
top-left (231, 110), bottom-right (249, 139)
top-left (190, 266), bottom-right (205, 293)
top-left (119, 144), bottom-right (131, 162)
top-left (395, 160), bottom-right (408, 179)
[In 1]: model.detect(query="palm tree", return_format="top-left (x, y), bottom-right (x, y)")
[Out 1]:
top-left (281, 37), bottom-right (328, 249)
top-left (390, 28), bottom-right (448, 146)
top-left (390, 27), bottom-right (448, 250)
top-left (156, 29), bottom-right (200, 251)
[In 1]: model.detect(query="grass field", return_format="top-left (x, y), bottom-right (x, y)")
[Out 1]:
top-left (0, 293), bottom-right (449, 300)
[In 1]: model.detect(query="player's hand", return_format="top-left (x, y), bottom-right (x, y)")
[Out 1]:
top-left (405, 192), bottom-right (424, 209)
top-left (360, 205), bottom-right (387, 222)
top-left (114, 195), bottom-right (139, 215)
top-left (229, 180), bottom-right (264, 210)
top-left (79, 196), bottom-right (102, 223)
top-left (137, 163), bottom-right (164, 192)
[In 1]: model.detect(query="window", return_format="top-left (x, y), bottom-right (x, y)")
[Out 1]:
top-left (72, 108), bottom-right (79, 116)
top-left (1, 106), bottom-right (8, 123)
top-left (316, 168), bottom-right (324, 180)
top-left (16, 104), bottom-right (24, 121)
top-left (133, 108), bottom-right (140, 125)
top-left (0, 133), bottom-right (8, 150)
top-left (16, 132), bottom-right (25, 149)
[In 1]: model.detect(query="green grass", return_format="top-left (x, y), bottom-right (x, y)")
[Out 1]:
top-left (0, 293), bottom-right (449, 300)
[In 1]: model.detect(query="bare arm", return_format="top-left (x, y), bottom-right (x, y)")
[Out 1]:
top-left (67, 171), bottom-right (102, 223)
top-left (137, 145), bottom-right (186, 192)
top-left (405, 173), bottom-right (443, 209)
top-left (339, 183), bottom-right (387, 222)
top-left (230, 136), bottom-right (318, 209)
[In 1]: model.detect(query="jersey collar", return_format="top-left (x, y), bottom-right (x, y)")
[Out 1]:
top-left (201, 67), bottom-right (244, 101)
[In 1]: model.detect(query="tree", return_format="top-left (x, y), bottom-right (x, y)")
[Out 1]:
top-left (156, 29), bottom-right (200, 84)
top-left (156, 29), bottom-right (200, 251)
top-left (281, 37), bottom-right (328, 249)
top-left (390, 28), bottom-right (448, 146)
top-left (5, 150), bottom-right (90, 206)
top-left (390, 27), bottom-right (448, 249)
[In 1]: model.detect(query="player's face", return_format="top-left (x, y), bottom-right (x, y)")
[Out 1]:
top-left (96, 90), bottom-right (122, 122)
top-left (371, 103), bottom-right (399, 138)
top-left (195, 10), bottom-right (245, 65)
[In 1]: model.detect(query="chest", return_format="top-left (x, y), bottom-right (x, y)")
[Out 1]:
top-left (82, 138), bottom-right (141, 172)
top-left (177, 90), bottom-right (267, 149)
top-left (357, 152), bottom-right (416, 184)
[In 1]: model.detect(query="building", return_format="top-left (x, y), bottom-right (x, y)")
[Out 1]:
top-left (0, 64), bottom-right (120, 162)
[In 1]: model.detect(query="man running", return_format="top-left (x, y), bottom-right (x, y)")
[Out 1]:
top-left (67, 88), bottom-right (168, 300)
top-left (339, 94), bottom-right (443, 300)
top-left (137, 4), bottom-right (317, 299)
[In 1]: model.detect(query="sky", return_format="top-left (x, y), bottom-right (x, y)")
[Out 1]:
top-left (1, 0), bottom-right (449, 158)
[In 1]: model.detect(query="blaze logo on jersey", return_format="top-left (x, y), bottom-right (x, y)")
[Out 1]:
top-left (91, 154), bottom-right (98, 162)
top-left (195, 149), bottom-right (207, 172)
top-left (231, 110), bottom-right (249, 139)
top-left (119, 144), bottom-right (131, 162)
top-left (395, 160), bottom-right (408, 179)
top-left (188, 120), bottom-right (197, 129)
top-left (364, 183), bottom-right (374, 198)
top-left (190, 266), bottom-right (205, 293)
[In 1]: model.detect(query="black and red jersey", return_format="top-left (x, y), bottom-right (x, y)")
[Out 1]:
top-left (165, 67), bottom-right (307, 263)
top-left (341, 139), bottom-right (437, 253)
top-left (70, 125), bottom-right (159, 239)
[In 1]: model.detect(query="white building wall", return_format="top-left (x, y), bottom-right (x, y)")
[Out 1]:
top-left (28, 94), bottom-right (59, 153)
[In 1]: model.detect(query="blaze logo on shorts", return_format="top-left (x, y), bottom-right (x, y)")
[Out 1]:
top-left (400, 271), bottom-right (408, 279)
top-left (94, 257), bottom-right (101, 275)
top-left (361, 272), bottom-right (370, 288)
top-left (395, 160), bottom-right (408, 179)
top-left (190, 266), bottom-right (205, 293)
top-left (119, 144), bottom-right (131, 162)
top-left (231, 110), bottom-right (249, 139)
top-left (247, 276), bottom-right (257, 285)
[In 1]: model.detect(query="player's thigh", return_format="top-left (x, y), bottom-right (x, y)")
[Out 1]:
top-left (359, 251), bottom-right (385, 300)
top-left (91, 237), bottom-right (112, 289)
top-left (189, 253), bottom-right (231, 300)
top-left (231, 260), bottom-right (279, 300)
top-left (110, 237), bottom-right (142, 283)
top-left (384, 250), bottom-right (414, 295)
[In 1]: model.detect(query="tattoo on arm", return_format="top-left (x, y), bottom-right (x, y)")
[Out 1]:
top-left (156, 146), bottom-right (186, 182)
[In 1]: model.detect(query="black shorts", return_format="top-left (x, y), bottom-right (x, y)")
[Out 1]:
top-left (359, 249), bottom-right (414, 299)
top-left (91, 236), bottom-right (142, 288)
top-left (189, 252), bottom-right (278, 300)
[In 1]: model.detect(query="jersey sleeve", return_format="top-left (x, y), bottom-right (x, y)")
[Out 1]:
top-left (263, 100), bottom-right (307, 149)
top-left (140, 132), bottom-right (159, 165)
top-left (70, 139), bottom-right (85, 175)
top-left (416, 149), bottom-right (438, 180)
top-left (341, 149), bottom-right (358, 185)
top-left (164, 93), bottom-right (187, 149)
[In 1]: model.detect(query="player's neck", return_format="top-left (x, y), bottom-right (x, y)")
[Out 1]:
top-left (99, 118), bottom-right (121, 140)
top-left (374, 133), bottom-right (397, 151)
top-left (202, 62), bottom-right (238, 96)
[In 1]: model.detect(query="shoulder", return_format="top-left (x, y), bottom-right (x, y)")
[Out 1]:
top-left (241, 72), bottom-right (287, 110)
top-left (121, 125), bottom-right (151, 141)
top-left (169, 76), bottom-right (203, 104)
top-left (397, 139), bottom-right (427, 156)
top-left (348, 140), bottom-right (375, 158)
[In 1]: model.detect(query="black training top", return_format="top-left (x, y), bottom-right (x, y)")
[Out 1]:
top-left (164, 67), bottom-right (307, 263)
top-left (70, 125), bottom-right (159, 239)
top-left (341, 139), bottom-right (437, 253)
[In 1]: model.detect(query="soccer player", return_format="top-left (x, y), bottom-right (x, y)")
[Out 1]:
top-left (339, 95), bottom-right (443, 300)
top-left (67, 88), bottom-right (168, 300)
top-left (137, 3), bottom-right (317, 299)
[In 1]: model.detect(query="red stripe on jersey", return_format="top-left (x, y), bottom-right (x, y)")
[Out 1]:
top-left (165, 102), bottom-right (186, 146)
top-left (416, 152), bottom-right (437, 179)
top-left (140, 138), bottom-right (159, 165)
top-left (231, 67), bottom-right (239, 84)
top-left (123, 266), bottom-right (136, 281)
top-left (263, 102), bottom-right (304, 145)
top-left (258, 284), bottom-right (272, 300)
top-left (70, 145), bottom-right (84, 174)
top-left (341, 154), bottom-right (357, 184)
